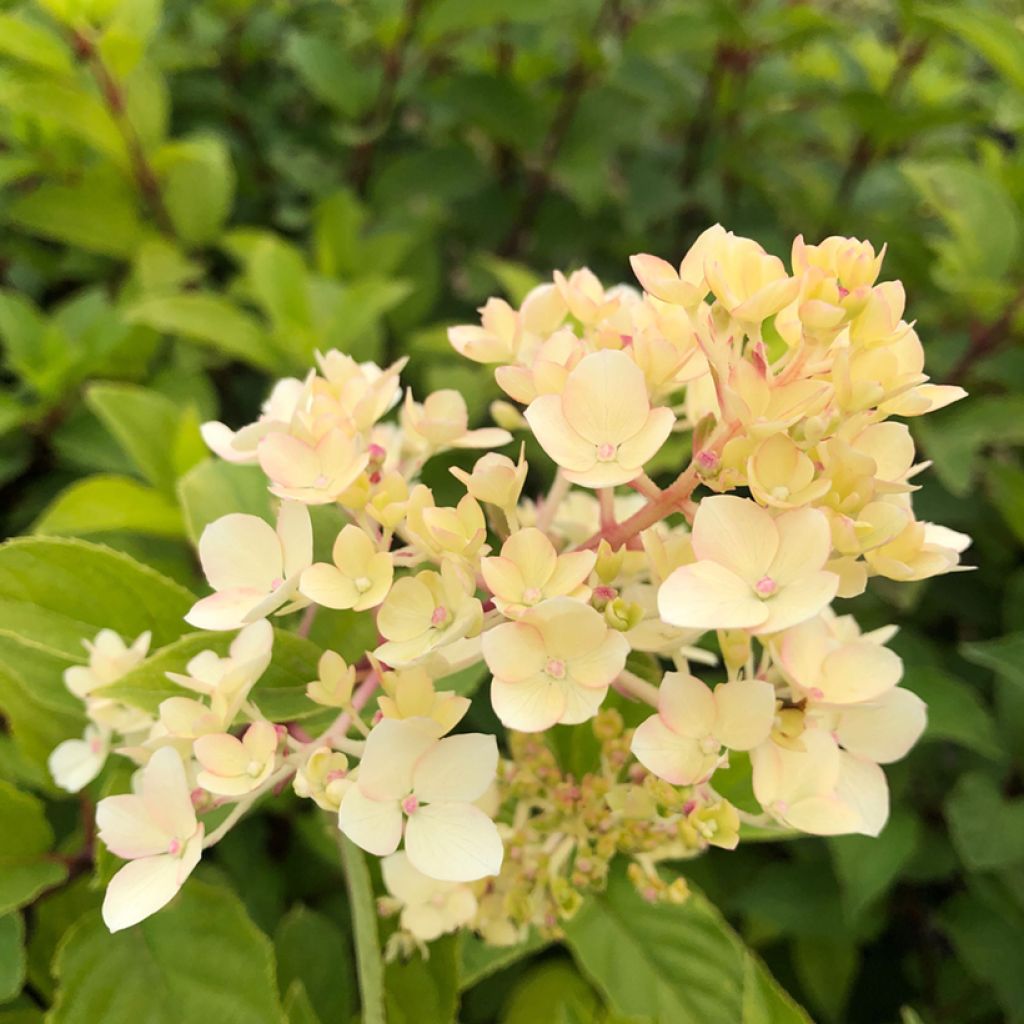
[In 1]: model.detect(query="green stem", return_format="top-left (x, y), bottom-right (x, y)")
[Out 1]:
top-left (339, 835), bottom-right (387, 1024)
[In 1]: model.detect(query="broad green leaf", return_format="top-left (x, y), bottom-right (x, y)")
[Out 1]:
top-left (86, 383), bottom-right (200, 493)
top-left (902, 666), bottom-right (1003, 758)
top-left (25, 877), bottom-right (101, 1002)
top-left (945, 772), bottom-right (1024, 871)
top-left (0, 13), bottom-right (73, 73)
top-left (274, 906), bottom-right (355, 1024)
top-left (459, 930), bottom-right (548, 991)
top-left (283, 32), bottom-right (377, 118)
top-left (48, 880), bottom-right (287, 1024)
top-left (282, 981), bottom-right (322, 1024)
top-left (0, 913), bottom-right (25, 1002)
top-left (386, 934), bottom-right (459, 1024)
top-left (338, 837), bottom-right (385, 1024)
top-left (0, 781), bottom-right (66, 916)
top-left (791, 937), bottom-right (858, 1024)
top-left (312, 190), bottom-right (367, 279)
top-left (500, 960), bottom-right (602, 1024)
top-left (176, 459), bottom-right (272, 545)
top-left (961, 633), bottom-right (1024, 690)
top-left (920, 5), bottom-right (1024, 93)
top-left (0, 537), bottom-right (193, 659)
top-left (156, 136), bottom-right (235, 246)
top-left (986, 462), bottom-right (1024, 545)
top-left (563, 867), bottom-right (811, 1023)
top-left (123, 293), bottom-right (280, 372)
top-left (34, 475), bottom-right (185, 539)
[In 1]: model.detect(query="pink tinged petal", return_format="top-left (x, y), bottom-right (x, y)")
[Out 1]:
top-left (817, 640), bottom-right (902, 704)
top-left (835, 688), bottom-right (926, 764)
top-left (96, 795), bottom-right (171, 860)
top-left (658, 562), bottom-right (768, 631)
top-left (277, 501), bottom-right (313, 576)
top-left (102, 842), bottom-right (201, 932)
top-left (563, 461), bottom-right (644, 488)
top-left (712, 678), bottom-right (776, 750)
top-left (755, 571), bottom-right (839, 635)
top-left (835, 754), bottom-right (889, 836)
top-left (481, 622), bottom-right (547, 683)
top-left (403, 803), bottom-right (503, 882)
top-left (201, 421), bottom-right (252, 464)
top-left (768, 508), bottom-right (833, 584)
top-left (197, 514), bottom-right (283, 593)
top-left (568, 630), bottom-right (630, 689)
top-left (616, 406), bottom-right (676, 471)
top-left (692, 495), bottom-right (778, 583)
top-left (49, 735), bottom-right (106, 793)
top-left (558, 682), bottom-right (608, 725)
top-left (524, 395), bottom-right (597, 472)
top-left (412, 733), bottom-right (499, 804)
top-left (561, 350), bottom-right (650, 445)
top-left (337, 787), bottom-right (404, 856)
top-left (299, 564), bottom-right (360, 609)
top-left (193, 733), bottom-right (249, 778)
top-left (776, 617), bottom-right (830, 687)
top-left (141, 747), bottom-right (197, 841)
top-left (257, 433), bottom-right (319, 488)
top-left (631, 715), bottom-right (716, 785)
top-left (357, 717), bottom-right (442, 801)
top-left (490, 674), bottom-right (566, 732)
top-left (185, 589), bottom-right (268, 631)
top-left (657, 672), bottom-right (716, 738)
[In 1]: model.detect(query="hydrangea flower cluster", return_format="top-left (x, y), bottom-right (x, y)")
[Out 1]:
top-left (51, 227), bottom-right (969, 944)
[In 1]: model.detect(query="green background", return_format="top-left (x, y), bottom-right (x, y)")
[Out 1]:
top-left (1, 0), bottom-right (1023, 1021)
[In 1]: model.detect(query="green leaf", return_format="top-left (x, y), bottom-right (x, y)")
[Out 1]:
top-left (829, 811), bottom-right (921, 921)
top-left (791, 937), bottom-right (858, 1024)
top-left (274, 906), bottom-right (355, 1024)
top-left (386, 934), bottom-right (459, 1024)
top-left (123, 293), bottom-right (280, 372)
top-left (156, 136), bottom-right (235, 246)
top-left (33, 475), bottom-right (185, 539)
top-left (0, 537), bottom-right (193, 659)
top-left (282, 981), bottom-right (322, 1024)
top-left (0, 781), bottom-right (66, 916)
top-left (563, 867), bottom-right (811, 1023)
top-left (86, 383), bottom-right (196, 493)
top-left (920, 4), bottom-right (1024, 93)
top-left (0, 913), bottom-right (25, 1002)
top-left (0, 13), bottom-right (73, 73)
top-left (986, 462), bottom-right (1024, 545)
top-left (283, 32), bottom-right (377, 118)
top-left (338, 837), bottom-right (385, 1024)
top-left (902, 666), bottom-right (1003, 758)
top-left (459, 931), bottom-right (548, 991)
top-left (945, 772), bottom-right (1024, 871)
top-left (176, 459), bottom-right (272, 545)
top-left (48, 880), bottom-right (287, 1024)
top-left (961, 633), bottom-right (1024, 690)
top-left (500, 960), bottom-right (601, 1024)
top-left (25, 877), bottom-right (102, 1001)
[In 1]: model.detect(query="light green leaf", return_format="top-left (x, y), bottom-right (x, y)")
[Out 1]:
top-left (945, 772), bottom-right (1024, 871)
top-left (123, 293), bottom-right (280, 372)
top-left (0, 13), bottom-right (73, 73)
top-left (920, 4), bottom-right (1024, 93)
top-left (0, 537), bottom-right (192, 659)
top-left (283, 32), bottom-right (377, 118)
top-left (386, 934), bottom-right (459, 1024)
top-left (961, 632), bottom-right (1024, 690)
top-left (902, 666), bottom-right (1003, 758)
top-left (274, 906), bottom-right (354, 1024)
top-left (987, 462), bottom-right (1024, 545)
top-left (0, 912), bottom-right (25, 1002)
top-left (500, 960), bottom-right (601, 1024)
top-left (338, 837), bottom-right (385, 1024)
top-left (176, 459), bottom-right (272, 545)
top-left (0, 781), bottom-right (66, 916)
top-left (156, 136), bottom-right (235, 246)
top-left (563, 867), bottom-right (811, 1023)
top-left (282, 981), bottom-right (322, 1024)
top-left (25, 877), bottom-right (101, 1002)
top-left (33, 475), bottom-right (185, 539)
top-left (48, 880), bottom-right (287, 1024)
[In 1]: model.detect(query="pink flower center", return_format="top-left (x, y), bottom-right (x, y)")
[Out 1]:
top-left (354, 576), bottom-right (372, 593)
top-left (270, 577), bottom-right (283, 591)
top-left (696, 450), bottom-right (719, 470)
top-left (699, 735), bottom-right (719, 754)
top-left (167, 838), bottom-right (182, 856)
top-left (522, 586), bottom-right (542, 604)
top-left (808, 687), bottom-right (824, 701)
top-left (593, 585), bottom-right (617, 602)
top-left (754, 575), bottom-right (777, 596)
top-left (314, 474), bottom-right (329, 488)
top-left (89, 736), bottom-right (104, 755)
top-left (430, 605), bottom-right (450, 627)
top-left (545, 657), bottom-right (567, 680)
top-left (368, 443), bottom-right (386, 462)
top-left (401, 795), bottom-right (419, 815)
top-left (596, 442), bottom-right (617, 462)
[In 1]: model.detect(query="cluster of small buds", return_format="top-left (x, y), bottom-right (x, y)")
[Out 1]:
top-left (53, 226), bottom-right (969, 943)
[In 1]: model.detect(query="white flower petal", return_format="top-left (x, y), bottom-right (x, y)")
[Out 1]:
top-left (631, 714), bottom-right (714, 785)
top-left (197, 514), bottom-right (282, 593)
top-left (713, 678), bottom-right (776, 751)
top-left (413, 733), bottom-right (498, 805)
top-left (490, 674), bottom-right (566, 732)
top-left (404, 803), bottom-right (503, 882)
top-left (692, 495), bottom-right (777, 583)
top-left (658, 562), bottom-right (768, 631)
top-left (357, 717), bottom-right (441, 802)
top-left (835, 688), bottom-right (926, 763)
top-left (337, 786), bottom-right (403, 856)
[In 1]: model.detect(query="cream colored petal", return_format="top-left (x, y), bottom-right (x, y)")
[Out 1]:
top-left (357, 717), bottom-right (441, 802)
top-left (776, 617), bottom-right (831, 688)
top-left (198, 514), bottom-right (282, 593)
top-left (404, 803), bottom-right (503, 882)
top-left (481, 622), bottom-right (547, 683)
top-left (257, 433), bottom-right (319, 488)
top-left (616, 406), bottom-right (675, 470)
top-left (141, 747), bottom-right (196, 842)
top-left (835, 753), bottom-right (889, 836)
top-left (817, 640), bottom-right (902, 704)
top-left (481, 556), bottom-right (527, 604)
top-left (193, 733), bottom-right (249, 778)
top-left (490, 674), bottom-right (565, 731)
top-left (49, 733), bottom-right (107, 793)
top-left (96, 795), bottom-right (169, 860)
top-left (567, 629), bottom-right (629, 689)
top-left (563, 461), bottom-right (644, 488)
top-left (524, 395), bottom-right (597, 473)
top-left (381, 850), bottom-right (442, 905)
top-left (413, 733), bottom-right (498, 804)
top-left (692, 495), bottom-right (777, 583)
top-left (835, 688), bottom-right (926, 763)
top-left (299, 564), bottom-right (360, 610)
top-left (755, 572), bottom-right (839, 635)
top-left (769, 508), bottom-right (832, 585)
top-left (337, 786), bottom-right (403, 856)
top-left (631, 715), bottom-right (716, 785)
top-left (277, 500), bottom-right (313, 576)
top-left (712, 677), bottom-right (776, 751)
top-left (559, 682), bottom-right (608, 724)
top-left (102, 848), bottom-right (199, 932)
top-left (377, 577), bottom-right (434, 642)
top-left (783, 795), bottom-right (866, 836)
top-left (544, 549), bottom-right (597, 597)
top-left (561, 350), bottom-right (650, 444)
top-left (658, 562), bottom-right (768, 631)
top-left (657, 671), bottom-right (716, 738)
top-left (501, 528), bottom-right (557, 588)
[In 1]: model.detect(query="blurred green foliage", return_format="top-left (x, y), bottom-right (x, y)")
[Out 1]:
top-left (1, 0), bottom-right (1024, 1021)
